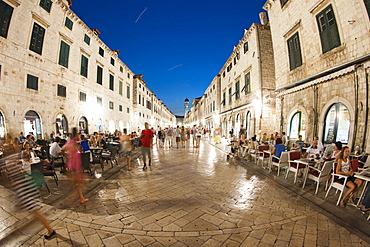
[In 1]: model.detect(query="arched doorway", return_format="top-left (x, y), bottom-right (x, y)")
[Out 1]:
top-left (24, 110), bottom-right (42, 139)
top-left (119, 121), bottom-right (124, 132)
top-left (245, 111), bottom-right (251, 139)
top-left (56, 114), bottom-right (68, 136)
top-left (222, 118), bottom-right (227, 137)
top-left (323, 103), bottom-right (350, 144)
top-left (228, 116), bottom-right (233, 137)
top-left (288, 110), bottom-right (306, 140)
top-left (96, 118), bottom-right (103, 132)
top-left (79, 116), bottom-right (88, 134)
top-left (108, 120), bottom-right (115, 134)
top-left (235, 114), bottom-right (240, 136)
top-left (0, 111), bottom-right (5, 138)
top-left (125, 121), bottom-right (130, 133)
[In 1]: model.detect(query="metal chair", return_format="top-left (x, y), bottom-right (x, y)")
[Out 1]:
top-left (31, 161), bottom-right (50, 193)
top-left (81, 152), bottom-right (92, 176)
top-left (102, 146), bottom-right (118, 168)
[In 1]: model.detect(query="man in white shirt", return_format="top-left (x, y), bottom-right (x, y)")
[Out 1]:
top-left (49, 137), bottom-right (65, 173)
top-left (305, 139), bottom-right (323, 158)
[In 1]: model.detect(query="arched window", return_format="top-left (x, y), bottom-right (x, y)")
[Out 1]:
top-left (222, 118), bottom-right (227, 137)
top-left (235, 114), bottom-right (240, 136)
top-left (245, 111), bottom-right (251, 139)
top-left (79, 116), bottom-right (88, 134)
top-left (229, 116), bottom-right (233, 137)
top-left (323, 103), bottom-right (350, 144)
top-left (289, 110), bottom-right (306, 140)
top-left (56, 114), bottom-right (68, 136)
top-left (108, 120), bottom-right (115, 134)
top-left (24, 110), bottom-right (43, 139)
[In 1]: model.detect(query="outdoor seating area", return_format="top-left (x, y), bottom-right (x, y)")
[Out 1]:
top-left (236, 137), bottom-right (370, 221)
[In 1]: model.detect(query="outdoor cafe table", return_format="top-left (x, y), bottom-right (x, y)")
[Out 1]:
top-left (354, 170), bottom-right (370, 206)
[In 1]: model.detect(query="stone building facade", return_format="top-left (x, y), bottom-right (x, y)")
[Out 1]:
top-left (185, 20), bottom-right (276, 139)
top-left (0, 0), bottom-right (175, 139)
top-left (263, 0), bottom-right (370, 151)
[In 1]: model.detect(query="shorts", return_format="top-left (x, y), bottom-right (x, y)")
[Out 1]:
top-left (338, 175), bottom-right (357, 184)
top-left (176, 137), bottom-right (181, 142)
top-left (141, 146), bottom-right (151, 161)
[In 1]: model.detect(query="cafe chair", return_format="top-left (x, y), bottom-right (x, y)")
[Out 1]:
top-left (102, 146), bottom-right (118, 168)
top-left (31, 161), bottom-right (50, 193)
top-left (285, 151), bottom-right (303, 183)
top-left (269, 151), bottom-right (289, 176)
top-left (40, 146), bottom-right (51, 160)
top-left (81, 152), bottom-right (92, 176)
top-left (256, 145), bottom-right (270, 167)
top-left (325, 162), bottom-right (349, 206)
top-left (359, 156), bottom-right (370, 171)
top-left (43, 160), bottom-right (58, 186)
top-left (302, 158), bottom-right (334, 194)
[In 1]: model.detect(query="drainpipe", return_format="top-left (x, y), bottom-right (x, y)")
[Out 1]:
top-left (352, 65), bottom-right (360, 151)
top-left (256, 24), bottom-right (264, 131)
top-left (313, 85), bottom-right (319, 139)
top-left (362, 70), bottom-right (369, 152)
top-left (280, 96), bottom-right (284, 133)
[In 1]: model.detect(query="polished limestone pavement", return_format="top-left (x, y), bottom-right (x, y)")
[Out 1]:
top-left (2, 138), bottom-right (370, 246)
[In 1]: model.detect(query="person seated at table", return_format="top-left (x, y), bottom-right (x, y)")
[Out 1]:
top-left (50, 137), bottom-right (65, 173)
top-left (88, 135), bottom-right (97, 147)
top-left (357, 186), bottom-right (370, 212)
top-left (293, 135), bottom-right (305, 150)
top-left (271, 137), bottom-right (286, 162)
top-left (35, 134), bottom-right (48, 147)
top-left (97, 134), bottom-right (107, 148)
top-left (23, 135), bottom-right (36, 149)
top-left (79, 135), bottom-right (90, 153)
top-left (330, 141), bottom-right (342, 160)
top-left (249, 136), bottom-right (258, 152)
top-left (337, 146), bottom-right (363, 207)
top-left (21, 142), bottom-right (38, 160)
top-left (304, 139), bottom-right (323, 158)
top-left (18, 132), bottom-right (26, 145)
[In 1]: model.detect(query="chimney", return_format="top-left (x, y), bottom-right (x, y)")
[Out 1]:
top-left (259, 12), bottom-right (268, 25)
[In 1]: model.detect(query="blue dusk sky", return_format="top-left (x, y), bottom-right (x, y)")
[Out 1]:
top-left (71, 0), bottom-right (268, 116)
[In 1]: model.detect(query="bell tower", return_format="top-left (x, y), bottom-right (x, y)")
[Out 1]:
top-left (184, 98), bottom-right (189, 116)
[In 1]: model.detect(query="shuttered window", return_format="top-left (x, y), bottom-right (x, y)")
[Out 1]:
top-left (80, 55), bottom-right (88, 77)
top-left (29, 23), bottom-right (45, 55)
top-left (80, 92), bottom-right (86, 102)
top-left (245, 72), bottom-right (251, 95)
top-left (119, 81), bottom-right (123, 95)
top-left (57, 84), bottom-right (66, 97)
top-left (84, 34), bottom-right (90, 45)
top-left (127, 86), bottom-right (130, 99)
top-left (243, 42), bottom-right (249, 53)
top-left (27, 74), bottom-right (38, 90)
top-left (97, 66), bottom-right (103, 85)
top-left (365, 0), bottom-right (370, 18)
top-left (64, 17), bottom-right (73, 30)
top-left (287, 32), bottom-right (302, 70)
top-left (58, 41), bottom-right (70, 68)
top-left (280, 0), bottom-right (289, 7)
top-left (235, 81), bottom-right (240, 100)
top-left (39, 0), bottom-right (52, 12)
top-left (0, 1), bottom-right (13, 38)
top-left (316, 5), bottom-right (341, 53)
top-left (109, 74), bottom-right (114, 91)
top-left (228, 88), bottom-right (232, 104)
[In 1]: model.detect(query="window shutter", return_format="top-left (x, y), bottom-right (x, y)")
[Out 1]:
top-left (59, 41), bottom-right (70, 68)
top-left (0, 1), bottom-right (13, 38)
top-left (365, 0), bottom-right (370, 18)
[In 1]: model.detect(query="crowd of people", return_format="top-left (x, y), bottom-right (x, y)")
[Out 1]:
top-left (1, 123), bottom-right (370, 239)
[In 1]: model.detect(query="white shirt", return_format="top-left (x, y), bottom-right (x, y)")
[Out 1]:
top-left (50, 142), bottom-right (62, 158)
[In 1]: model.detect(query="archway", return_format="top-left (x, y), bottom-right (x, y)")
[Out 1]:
top-left (235, 114), bottom-right (240, 136)
top-left (24, 110), bottom-right (42, 139)
top-left (245, 111), bottom-right (251, 139)
top-left (56, 114), bottom-right (68, 136)
top-left (323, 103), bottom-right (350, 144)
top-left (79, 116), bottom-right (88, 134)
top-left (288, 110), bottom-right (306, 140)
top-left (0, 111), bottom-right (5, 138)
top-left (108, 120), bottom-right (115, 134)
top-left (96, 118), bottom-right (103, 132)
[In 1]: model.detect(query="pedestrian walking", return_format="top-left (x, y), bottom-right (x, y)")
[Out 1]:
top-left (180, 126), bottom-right (187, 148)
top-left (166, 126), bottom-right (173, 148)
top-left (175, 126), bottom-right (181, 149)
top-left (63, 127), bottom-right (88, 204)
top-left (119, 128), bottom-right (133, 171)
top-left (4, 158), bottom-right (55, 239)
top-left (141, 122), bottom-right (154, 169)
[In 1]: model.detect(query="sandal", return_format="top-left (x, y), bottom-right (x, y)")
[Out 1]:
top-left (44, 230), bottom-right (56, 240)
top-left (348, 197), bottom-right (355, 205)
top-left (80, 198), bottom-right (89, 204)
top-left (340, 200), bottom-right (346, 208)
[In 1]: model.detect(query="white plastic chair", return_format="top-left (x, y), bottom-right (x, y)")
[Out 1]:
top-left (325, 162), bottom-right (348, 206)
top-left (302, 159), bottom-right (334, 194)
top-left (270, 151), bottom-right (289, 176)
